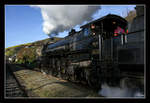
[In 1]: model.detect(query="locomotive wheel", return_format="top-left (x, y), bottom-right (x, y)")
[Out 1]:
top-left (87, 70), bottom-right (100, 89)
top-left (87, 76), bottom-right (100, 89)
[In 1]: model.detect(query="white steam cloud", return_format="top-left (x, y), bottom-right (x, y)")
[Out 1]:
top-left (99, 83), bottom-right (144, 98)
top-left (98, 78), bottom-right (144, 98)
top-left (30, 5), bottom-right (100, 36)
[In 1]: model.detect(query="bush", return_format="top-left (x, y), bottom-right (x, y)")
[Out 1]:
top-left (5, 48), bottom-right (15, 57)
top-left (16, 47), bottom-right (36, 65)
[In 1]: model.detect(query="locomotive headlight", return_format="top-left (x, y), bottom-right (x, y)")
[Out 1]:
top-left (114, 33), bottom-right (118, 37)
top-left (91, 24), bottom-right (95, 29)
top-left (113, 21), bottom-right (116, 24)
top-left (93, 32), bottom-right (96, 35)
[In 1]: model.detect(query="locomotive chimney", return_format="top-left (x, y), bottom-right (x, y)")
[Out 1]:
top-left (69, 29), bottom-right (76, 36)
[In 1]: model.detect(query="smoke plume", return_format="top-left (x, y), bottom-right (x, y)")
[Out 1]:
top-left (30, 5), bottom-right (100, 36)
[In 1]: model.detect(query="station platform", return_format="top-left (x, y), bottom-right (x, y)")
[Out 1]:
top-left (8, 64), bottom-right (101, 98)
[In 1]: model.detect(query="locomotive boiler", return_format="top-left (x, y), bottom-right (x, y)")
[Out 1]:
top-left (39, 6), bottom-right (144, 94)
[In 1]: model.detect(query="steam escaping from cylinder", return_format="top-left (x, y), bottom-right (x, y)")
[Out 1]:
top-left (98, 78), bottom-right (144, 98)
top-left (30, 5), bottom-right (101, 36)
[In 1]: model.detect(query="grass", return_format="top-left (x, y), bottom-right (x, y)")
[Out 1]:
top-left (6, 43), bottom-right (32, 50)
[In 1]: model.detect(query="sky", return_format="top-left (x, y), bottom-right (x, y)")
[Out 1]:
top-left (5, 5), bottom-right (136, 48)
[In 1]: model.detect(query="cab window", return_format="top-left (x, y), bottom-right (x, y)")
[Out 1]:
top-left (84, 28), bottom-right (89, 36)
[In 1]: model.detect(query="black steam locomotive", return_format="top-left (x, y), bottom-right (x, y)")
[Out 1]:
top-left (39, 13), bottom-right (144, 91)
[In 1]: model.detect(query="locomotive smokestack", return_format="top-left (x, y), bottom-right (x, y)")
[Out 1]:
top-left (30, 5), bottom-right (101, 37)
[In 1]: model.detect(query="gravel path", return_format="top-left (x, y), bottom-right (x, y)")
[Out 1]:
top-left (5, 66), bottom-right (26, 98)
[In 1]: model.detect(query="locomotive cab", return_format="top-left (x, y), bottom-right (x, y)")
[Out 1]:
top-left (81, 14), bottom-right (128, 61)
top-left (81, 14), bottom-right (127, 37)
top-left (79, 14), bottom-right (129, 87)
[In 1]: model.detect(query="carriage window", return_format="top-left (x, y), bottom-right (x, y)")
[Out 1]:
top-left (84, 28), bottom-right (89, 36)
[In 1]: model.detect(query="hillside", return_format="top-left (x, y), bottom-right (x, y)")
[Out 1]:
top-left (5, 37), bottom-right (63, 68)
top-left (125, 10), bottom-right (136, 23)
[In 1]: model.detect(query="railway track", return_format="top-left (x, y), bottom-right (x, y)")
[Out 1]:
top-left (5, 65), bottom-right (27, 97)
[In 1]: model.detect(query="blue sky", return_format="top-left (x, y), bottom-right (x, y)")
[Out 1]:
top-left (5, 5), bottom-right (136, 48)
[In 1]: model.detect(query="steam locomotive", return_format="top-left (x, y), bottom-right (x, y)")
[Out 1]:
top-left (39, 7), bottom-right (144, 92)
